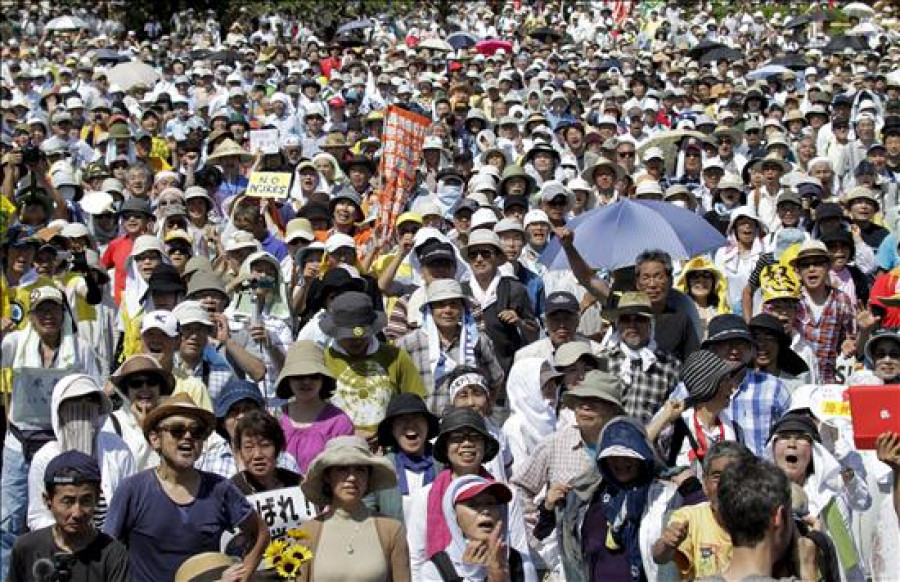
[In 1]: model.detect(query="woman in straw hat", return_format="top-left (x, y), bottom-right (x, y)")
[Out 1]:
top-left (206, 138), bottom-right (253, 212)
top-left (275, 340), bottom-right (354, 475)
top-left (294, 436), bottom-right (410, 581)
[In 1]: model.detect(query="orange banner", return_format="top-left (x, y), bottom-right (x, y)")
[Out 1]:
top-left (377, 105), bottom-right (431, 237)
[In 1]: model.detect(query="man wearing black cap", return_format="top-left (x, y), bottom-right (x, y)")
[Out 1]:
top-left (8, 451), bottom-right (129, 582)
top-left (515, 291), bottom-right (602, 362)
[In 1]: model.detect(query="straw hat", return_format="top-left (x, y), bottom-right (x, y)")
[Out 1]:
top-left (274, 340), bottom-right (335, 400)
top-left (141, 393), bottom-right (215, 439)
top-left (110, 354), bottom-right (176, 396)
top-left (301, 436), bottom-right (398, 506)
top-left (174, 552), bottom-right (239, 582)
top-left (206, 138), bottom-right (254, 163)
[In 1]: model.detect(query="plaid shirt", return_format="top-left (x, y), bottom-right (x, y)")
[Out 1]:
top-left (671, 370), bottom-right (790, 456)
top-left (394, 328), bottom-right (504, 416)
top-left (599, 346), bottom-right (681, 425)
top-left (173, 346), bottom-right (233, 404)
top-left (796, 287), bottom-right (856, 383)
top-left (196, 433), bottom-right (300, 478)
top-left (512, 425), bottom-right (595, 508)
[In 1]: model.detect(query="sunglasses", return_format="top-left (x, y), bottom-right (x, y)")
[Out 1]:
top-left (167, 246), bottom-right (192, 256)
top-left (467, 248), bottom-right (494, 260)
top-left (617, 151), bottom-right (635, 158)
top-left (126, 376), bottom-right (161, 389)
top-left (159, 423), bottom-right (207, 440)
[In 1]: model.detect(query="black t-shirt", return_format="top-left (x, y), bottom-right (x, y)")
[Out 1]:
top-left (8, 527), bottom-right (129, 582)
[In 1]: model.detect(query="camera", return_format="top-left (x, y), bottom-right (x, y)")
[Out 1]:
top-left (53, 552), bottom-right (74, 581)
top-left (70, 252), bottom-right (89, 274)
top-left (21, 145), bottom-right (42, 167)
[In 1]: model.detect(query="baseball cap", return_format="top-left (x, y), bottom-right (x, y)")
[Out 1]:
top-left (29, 286), bottom-right (65, 310)
top-left (224, 230), bottom-right (260, 253)
top-left (545, 291), bottom-right (580, 315)
top-left (141, 310), bottom-right (179, 337)
top-left (44, 450), bottom-right (101, 490)
top-left (172, 300), bottom-right (214, 328)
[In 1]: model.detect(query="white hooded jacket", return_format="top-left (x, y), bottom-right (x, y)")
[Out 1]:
top-left (26, 374), bottom-right (136, 530)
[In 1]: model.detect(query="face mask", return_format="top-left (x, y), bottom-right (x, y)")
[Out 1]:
top-left (437, 181), bottom-right (463, 210)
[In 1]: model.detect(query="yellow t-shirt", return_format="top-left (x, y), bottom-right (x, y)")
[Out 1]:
top-left (670, 502), bottom-right (732, 580)
top-left (370, 251), bottom-right (413, 317)
top-left (172, 376), bottom-right (214, 413)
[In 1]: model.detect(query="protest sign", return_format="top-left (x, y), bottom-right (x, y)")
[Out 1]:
top-left (245, 172), bottom-right (292, 199)
top-left (221, 487), bottom-right (317, 552)
top-left (249, 129), bottom-right (280, 154)
top-left (377, 105), bottom-right (431, 237)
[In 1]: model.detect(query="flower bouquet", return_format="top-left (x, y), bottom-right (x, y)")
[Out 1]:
top-left (263, 528), bottom-right (313, 580)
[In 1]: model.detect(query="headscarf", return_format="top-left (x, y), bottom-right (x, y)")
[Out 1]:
top-left (229, 250), bottom-right (291, 321)
top-left (439, 475), bottom-right (510, 580)
top-left (674, 256), bottom-right (731, 314)
top-left (596, 417), bottom-right (657, 582)
top-left (504, 358), bottom-right (557, 453)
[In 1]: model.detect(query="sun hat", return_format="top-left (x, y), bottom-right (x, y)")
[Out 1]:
top-left (419, 242), bottom-right (457, 266)
top-left (539, 180), bottom-right (574, 208)
top-left (324, 232), bottom-right (356, 254)
top-left (561, 369), bottom-right (623, 409)
top-left (60, 222), bottom-right (90, 239)
top-left (748, 313), bottom-right (809, 376)
top-left (148, 263), bottom-right (186, 296)
top-left (424, 279), bottom-right (471, 306)
top-left (471, 207), bottom-right (499, 230)
top-left (770, 412), bottom-right (821, 443)
top-left (274, 340), bottom-right (336, 399)
top-left (523, 209), bottom-right (551, 228)
top-left (466, 228), bottom-right (503, 251)
top-left (433, 407), bottom-right (500, 464)
top-left (375, 393), bottom-right (440, 451)
top-left (319, 291), bottom-right (386, 340)
top-left (140, 310), bottom-right (179, 338)
top-left (789, 239), bottom-right (830, 266)
top-left (553, 341), bottom-right (601, 369)
top-left (609, 291), bottom-right (653, 320)
top-left (213, 378), bottom-right (264, 419)
top-left (679, 350), bottom-right (743, 406)
top-left (302, 436), bottom-right (398, 506)
top-left (494, 218), bottom-right (525, 236)
top-left (110, 354), bottom-right (176, 395)
top-left (702, 314), bottom-right (755, 348)
top-left (131, 234), bottom-right (166, 258)
top-left (285, 217), bottom-right (315, 243)
top-left (142, 392), bottom-right (215, 439)
top-left (174, 553), bottom-right (240, 582)
top-left (206, 138), bottom-right (254, 163)
top-left (172, 300), bottom-right (214, 329)
top-left (186, 269), bottom-right (227, 301)
top-left (843, 186), bottom-right (880, 209)
top-left (581, 157), bottom-right (626, 183)
top-left (118, 196), bottom-right (153, 217)
top-left (224, 230), bottom-right (260, 253)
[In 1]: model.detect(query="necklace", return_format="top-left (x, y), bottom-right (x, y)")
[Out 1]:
top-left (344, 521), bottom-right (363, 555)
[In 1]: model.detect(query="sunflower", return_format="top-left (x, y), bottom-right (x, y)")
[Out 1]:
top-left (285, 528), bottom-right (309, 540)
top-left (285, 543), bottom-right (314, 565)
top-left (263, 539), bottom-right (288, 569)
top-left (275, 554), bottom-right (301, 579)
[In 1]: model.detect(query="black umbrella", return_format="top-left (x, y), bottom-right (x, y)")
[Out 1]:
top-left (767, 55), bottom-right (811, 70)
top-left (446, 31), bottom-right (477, 50)
top-left (94, 48), bottom-right (130, 64)
top-left (598, 58), bottom-right (622, 72)
top-left (206, 50), bottom-right (241, 65)
top-left (529, 27), bottom-right (562, 43)
top-left (189, 49), bottom-right (212, 60)
top-left (336, 18), bottom-right (374, 36)
top-left (335, 33), bottom-right (366, 48)
top-left (823, 35), bottom-right (870, 54)
top-left (698, 47), bottom-right (743, 64)
top-left (687, 39), bottom-right (726, 59)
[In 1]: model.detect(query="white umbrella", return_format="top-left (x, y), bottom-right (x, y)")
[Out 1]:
top-left (418, 37), bottom-right (453, 52)
top-left (107, 61), bottom-right (161, 91)
top-left (843, 2), bottom-right (876, 18)
top-left (848, 22), bottom-right (881, 35)
top-left (45, 15), bottom-right (88, 31)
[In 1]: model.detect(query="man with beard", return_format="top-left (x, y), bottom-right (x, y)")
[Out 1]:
top-left (598, 292), bottom-right (681, 424)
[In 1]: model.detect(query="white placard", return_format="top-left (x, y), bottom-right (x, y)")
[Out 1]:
top-left (250, 129), bottom-right (280, 155)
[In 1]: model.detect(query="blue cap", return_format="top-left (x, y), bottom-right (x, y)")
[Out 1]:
top-left (44, 451), bottom-right (101, 489)
top-left (214, 378), bottom-right (265, 419)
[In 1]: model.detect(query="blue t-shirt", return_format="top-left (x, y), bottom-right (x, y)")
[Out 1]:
top-left (103, 469), bottom-right (252, 582)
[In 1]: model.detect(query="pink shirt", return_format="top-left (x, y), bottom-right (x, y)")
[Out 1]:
top-left (279, 403), bottom-right (354, 475)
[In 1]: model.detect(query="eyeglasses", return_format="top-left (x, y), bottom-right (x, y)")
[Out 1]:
top-left (467, 248), bottom-right (495, 260)
top-left (158, 423), bottom-right (207, 440)
top-left (125, 376), bottom-right (161, 389)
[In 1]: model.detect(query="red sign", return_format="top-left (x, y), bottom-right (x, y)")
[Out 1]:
top-left (377, 105), bottom-right (431, 237)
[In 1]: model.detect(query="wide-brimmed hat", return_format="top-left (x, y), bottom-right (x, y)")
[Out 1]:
top-left (110, 354), bottom-right (176, 396)
top-left (214, 378), bottom-right (264, 419)
top-left (433, 407), bottom-right (499, 465)
top-left (174, 553), bottom-right (239, 582)
top-left (328, 187), bottom-right (365, 222)
top-left (319, 291), bottom-right (386, 340)
top-left (789, 239), bottom-right (830, 266)
top-left (274, 340), bottom-right (336, 399)
top-left (142, 392), bottom-right (216, 439)
top-left (423, 279), bottom-right (471, 307)
top-left (206, 138), bottom-right (253, 163)
top-left (523, 141), bottom-right (560, 164)
top-left (561, 370), bottom-right (623, 409)
top-left (186, 270), bottom-right (228, 304)
top-left (376, 393), bottom-right (439, 450)
top-left (679, 350), bottom-right (743, 406)
top-left (553, 341), bottom-right (601, 369)
top-left (118, 196), bottom-right (153, 217)
top-left (702, 314), bottom-right (755, 348)
top-left (342, 154), bottom-right (376, 174)
top-left (301, 436), bottom-right (398, 506)
top-left (748, 313), bottom-right (809, 376)
top-left (581, 156), bottom-right (625, 183)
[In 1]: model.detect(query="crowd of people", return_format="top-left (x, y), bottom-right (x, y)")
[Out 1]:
top-left (2, 0), bottom-right (900, 580)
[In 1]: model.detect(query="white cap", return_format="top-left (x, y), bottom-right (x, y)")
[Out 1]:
top-left (523, 209), bottom-right (551, 227)
top-left (471, 207), bottom-right (499, 230)
top-left (494, 218), bottom-right (525, 235)
top-left (172, 300), bottom-right (214, 328)
top-left (79, 191), bottom-right (116, 215)
top-left (224, 230), bottom-right (260, 253)
top-left (324, 233), bottom-right (355, 253)
top-left (642, 147), bottom-right (664, 162)
top-left (60, 223), bottom-right (90, 238)
top-left (141, 310), bottom-right (179, 337)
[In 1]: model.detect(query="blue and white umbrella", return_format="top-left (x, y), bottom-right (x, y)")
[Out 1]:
top-left (541, 199), bottom-right (727, 271)
top-left (746, 64), bottom-right (792, 80)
